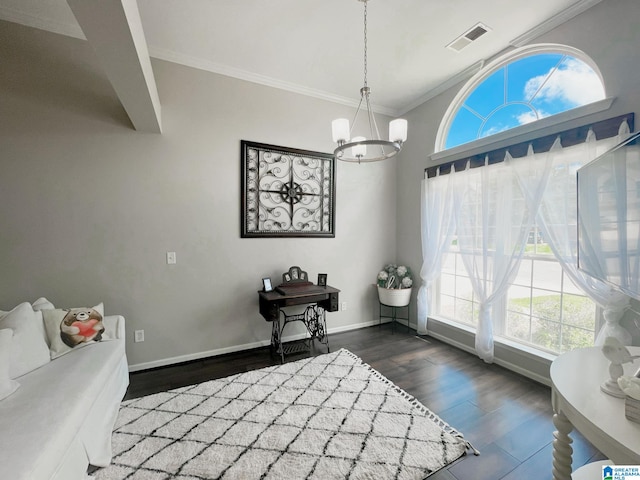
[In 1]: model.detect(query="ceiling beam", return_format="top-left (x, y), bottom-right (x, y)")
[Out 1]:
top-left (66, 0), bottom-right (162, 133)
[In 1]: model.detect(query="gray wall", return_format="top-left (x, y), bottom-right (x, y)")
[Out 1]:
top-left (396, 0), bottom-right (640, 369)
top-left (0, 20), bottom-right (397, 368)
top-left (2, 0), bottom-right (639, 375)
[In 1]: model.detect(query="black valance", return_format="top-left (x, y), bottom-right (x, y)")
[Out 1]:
top-left (425, 113), bottom-right (634, 178)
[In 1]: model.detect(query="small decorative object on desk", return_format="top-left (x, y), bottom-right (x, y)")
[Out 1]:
top-left (377, 264), bottom-right (413, 307)
top-left (618, 375), bottom-right (640, 424)
top-left (276, 266), bottom-right (316, 295)
top-left (601, 336), bottom-right (640, 397)
top-left (317, 273), bottom-right (327, 287)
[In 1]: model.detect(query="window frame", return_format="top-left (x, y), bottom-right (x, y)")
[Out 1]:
top-left (427, 111), bottom-right (633, 359)
top-left (425, 44), bottom-right (631, 361)
top-left (433, 44), bottom-right (609, 156)
top-left (435, 243), bottom-right (599, 356)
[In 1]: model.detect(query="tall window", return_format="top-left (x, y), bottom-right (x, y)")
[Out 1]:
top-left (506, 249), bottom-right (596, 353)
top-left (439, 46), bottom-right (606, 150)
top-left (437, 233), bottom-right (596, 355)
top-left (431, 45), bottom-right (609, 356)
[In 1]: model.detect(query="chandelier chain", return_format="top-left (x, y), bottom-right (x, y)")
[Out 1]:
top-left (363, 0), bottom-right (367, 88)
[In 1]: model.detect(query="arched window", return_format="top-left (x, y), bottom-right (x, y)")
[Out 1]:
top-left (437, 45), bottom-right (606, 151)
top-left (429, 45), bottom-right (619, 356)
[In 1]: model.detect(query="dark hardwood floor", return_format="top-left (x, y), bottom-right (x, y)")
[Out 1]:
top-left (125, 323), bottom-right (605, 480)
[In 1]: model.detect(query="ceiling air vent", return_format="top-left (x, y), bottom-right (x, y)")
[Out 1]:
top-left (447, 22), bottom-right (491, 52)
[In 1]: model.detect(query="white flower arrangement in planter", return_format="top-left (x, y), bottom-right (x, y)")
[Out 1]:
top-left (376, 264), bottom-right (413, 306)
top-left (377, 264), bottom-right (413, 289)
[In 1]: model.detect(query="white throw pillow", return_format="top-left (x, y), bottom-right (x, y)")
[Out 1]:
top-left (42, 303), bottom-right (109, 359)
top-left (0, 302), bottom-right (51, 379)
top-left (32, 297), bottom-right (55, 311)
top-left (0, 329), bottom-right (20, 400)
top-left (31, 297), bottom-right (54, 344)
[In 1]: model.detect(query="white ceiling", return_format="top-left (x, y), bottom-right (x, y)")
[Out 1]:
top-left (0, 0), bottom-right (601, 116)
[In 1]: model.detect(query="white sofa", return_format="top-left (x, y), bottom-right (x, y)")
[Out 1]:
top-left (0, 301), bottom-right (129, 480)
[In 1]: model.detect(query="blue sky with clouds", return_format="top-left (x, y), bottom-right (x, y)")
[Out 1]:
top-left (446, 54), bottom-right (605, 149)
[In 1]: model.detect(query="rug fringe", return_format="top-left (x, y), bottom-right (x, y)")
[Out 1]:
top-left (336, 348), bottom-right (480, 456)
top-left (465, 441), bottom-right (481, 456)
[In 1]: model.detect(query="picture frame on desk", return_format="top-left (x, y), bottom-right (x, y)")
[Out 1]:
top-left (262, 277), bottom-right (273, 292)
top-left (318, 274), bottom-right (327, 287)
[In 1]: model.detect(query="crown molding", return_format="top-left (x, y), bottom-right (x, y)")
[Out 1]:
top-left (509, 0), bottom-right (603, 47)
top-left (397, 60), bottom-right (485, 116)
top-left (2, 1), bottom-right (604, 118)
top-left (0, 6), bottom-right (398, 116)
top-left (149, 46), bottom-right (399, 117)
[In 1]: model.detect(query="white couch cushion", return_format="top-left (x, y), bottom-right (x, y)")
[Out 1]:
top-left (31, 297), bottom-right (53, 343)
top-left (32, 297), bottom-right (55, 311)
top-left (0, 329), bottom-right (20, 400)
top-left (0, 338), bottom-right (127, 480)
top-left (0, 302), bottom-right (50, 379)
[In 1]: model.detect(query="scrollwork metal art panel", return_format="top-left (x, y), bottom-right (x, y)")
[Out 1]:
top-left (241, 141), bottom-right (336, 238)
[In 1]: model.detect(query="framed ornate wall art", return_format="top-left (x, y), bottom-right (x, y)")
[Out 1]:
top-left (241, 141), bottom-right (336, 238)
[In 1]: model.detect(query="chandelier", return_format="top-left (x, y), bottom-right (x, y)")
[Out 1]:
top-left (331, 0), bottom-right (407, 163)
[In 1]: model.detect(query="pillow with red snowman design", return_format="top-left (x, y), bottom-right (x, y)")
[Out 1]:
top-left (42, 303), bottom-right (110, 359)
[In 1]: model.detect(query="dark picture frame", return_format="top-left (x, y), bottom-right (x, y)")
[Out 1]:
top-left (262, 277), bottom-right (273, 292)
top-left (317, 273), bottom-right (327, 287)
top-left (241, 141), bottom-right (336, 238)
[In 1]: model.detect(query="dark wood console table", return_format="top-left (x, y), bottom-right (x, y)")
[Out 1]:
top-left (258, 285), bottom-right (340, 363)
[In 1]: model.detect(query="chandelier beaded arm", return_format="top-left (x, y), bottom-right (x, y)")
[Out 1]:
top-left (331, 0), bottom-right (407, 163)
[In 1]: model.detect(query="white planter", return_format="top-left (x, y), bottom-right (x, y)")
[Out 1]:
top-left (377, 286), bottom-right (412, 307)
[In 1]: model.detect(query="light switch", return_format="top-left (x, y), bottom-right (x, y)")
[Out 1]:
top-left (166, 252), bottom-right (176, 264)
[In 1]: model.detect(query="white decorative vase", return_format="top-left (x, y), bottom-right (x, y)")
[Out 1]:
top-left (377, 286), bottom-right (412, 307)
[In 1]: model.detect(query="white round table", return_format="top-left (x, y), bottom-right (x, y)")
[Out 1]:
top-left (550, 346), bottom-right (640, 480)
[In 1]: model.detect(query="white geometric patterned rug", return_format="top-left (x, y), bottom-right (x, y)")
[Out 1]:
top-left (93, 349), bottom-right (471, 480)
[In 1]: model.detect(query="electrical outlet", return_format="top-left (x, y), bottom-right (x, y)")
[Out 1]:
top-left (134, 330), bottom-right (145, 342)
top-left (166, 251), bottom-right (176, 264)
top-left (341, 302), bottom-right (347, 311)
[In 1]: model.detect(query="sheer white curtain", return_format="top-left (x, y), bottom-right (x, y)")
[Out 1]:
top-left (453, 158), bottom-right (535, 362)
top-left (513, 123), bottom-right (631, 346)
top-left (420, 121), bottom-right (634, 361)
top-left (417, 169), bottom-right (460, 335)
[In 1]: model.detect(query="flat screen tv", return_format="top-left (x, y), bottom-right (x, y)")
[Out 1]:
top-left (577, 131), bottom-right (640, 300)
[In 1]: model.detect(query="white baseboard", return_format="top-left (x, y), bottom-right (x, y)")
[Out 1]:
top-left (128, 339), bottom-right (271, 372)
top-left (128, 319), bottom-right (389, 372)
top-left (426, 329), bottom-right (552, 386)
top-left (128, 317), bottom-right (551, 386)
top-left (495, 357), bottom-right (551, 387)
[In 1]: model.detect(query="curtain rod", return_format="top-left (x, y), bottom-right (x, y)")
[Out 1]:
top-left (425, 113), bottom-right (635, 179)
